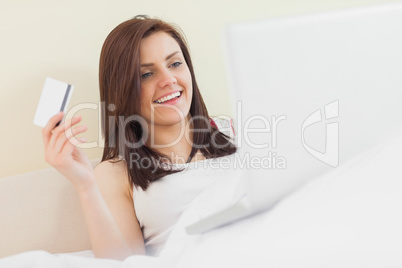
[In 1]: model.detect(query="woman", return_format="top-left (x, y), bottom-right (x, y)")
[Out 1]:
top-left (42, 15), bottom-right (236, 260)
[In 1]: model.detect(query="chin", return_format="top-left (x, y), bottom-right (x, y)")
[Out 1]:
top-left (155, 101), bottom-right (190, 118)
top-left (153, 107), bottom-right (190, 125)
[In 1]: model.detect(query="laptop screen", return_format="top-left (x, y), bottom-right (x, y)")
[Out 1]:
top-left (223, 2), bottom-right (402, 182)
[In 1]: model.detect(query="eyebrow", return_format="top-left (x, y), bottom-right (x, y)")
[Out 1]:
top-left (140, 51), bottom-right (181, 67)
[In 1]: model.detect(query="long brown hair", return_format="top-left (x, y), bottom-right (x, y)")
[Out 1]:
top-left (99, 15), bottom-right (236, 190)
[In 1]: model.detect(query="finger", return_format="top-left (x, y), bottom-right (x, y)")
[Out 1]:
top-left (65, 124), bottom-right (88, 142)
top-left (53, 125), bottom-right (88, 154)
top-left (47, 116), bottom-right (82, 152)
top-left (42, 112), bottom-right (63, 146)
top-left (52, 115), bottom-right (83, 138)
top-left (53, 123), bottom-right (88, 153)
top-left (60, 136), bottom-right (87, 160)
top-left (47, 136), bottom-right (87, 169)
top-left (44, 116), bottom-right (83, 166)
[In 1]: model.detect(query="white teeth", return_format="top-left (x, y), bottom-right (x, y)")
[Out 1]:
top-left (155, 92), bottom-right (181, 103)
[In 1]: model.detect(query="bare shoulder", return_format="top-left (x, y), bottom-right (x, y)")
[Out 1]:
top-left (94, 159), bottom-right (132, 197)
top-left (94, 159), bottom-right (126, 177)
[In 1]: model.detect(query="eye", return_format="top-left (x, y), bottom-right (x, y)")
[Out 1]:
top-left (170, 61), bottom-right (182, 68)
top-left (141, 72), bottom-right (152, 79)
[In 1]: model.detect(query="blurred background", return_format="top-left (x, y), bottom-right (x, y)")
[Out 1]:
top-left (0, 0), bottom-right (400, 177)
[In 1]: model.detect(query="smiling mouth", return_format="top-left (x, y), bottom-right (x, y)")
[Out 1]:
top-left (154, 91), bottom-right (182, 104)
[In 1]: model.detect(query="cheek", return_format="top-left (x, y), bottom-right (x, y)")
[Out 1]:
top-left (140, 84), bottom-right (153, 102)
top-left (139, 87), bottom-right (153, 115)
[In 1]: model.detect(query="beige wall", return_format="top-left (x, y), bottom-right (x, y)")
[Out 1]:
top-left (0, 0), bottom-right (399, 177)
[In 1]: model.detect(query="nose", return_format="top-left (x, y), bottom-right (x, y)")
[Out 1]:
top-left (158, 68), bottom-right (177, 88)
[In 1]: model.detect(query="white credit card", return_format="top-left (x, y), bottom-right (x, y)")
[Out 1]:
top-left (33, 77), bottom-right (74, 128)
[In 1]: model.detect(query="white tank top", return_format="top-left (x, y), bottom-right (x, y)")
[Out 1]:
top-left (133, 153), bottom-right (236, 256)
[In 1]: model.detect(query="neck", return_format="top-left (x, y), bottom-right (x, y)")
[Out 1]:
top-left (145, 117), bottom-right (194, 163)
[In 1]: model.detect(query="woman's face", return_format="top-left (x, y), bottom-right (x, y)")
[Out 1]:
top-left (139, 31), bottom-right (193, 127)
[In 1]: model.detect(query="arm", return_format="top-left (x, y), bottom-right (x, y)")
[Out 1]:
top-left (42, 112), bottom-right (145, 260)
top-left (91, 160), bottom-right (146, 258)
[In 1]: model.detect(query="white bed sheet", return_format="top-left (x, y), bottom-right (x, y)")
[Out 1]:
top-left (166, 130), bottom-right (402, 268)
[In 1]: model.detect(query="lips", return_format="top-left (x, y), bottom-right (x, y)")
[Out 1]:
top-left (154, 91), bottom-right (182, 104)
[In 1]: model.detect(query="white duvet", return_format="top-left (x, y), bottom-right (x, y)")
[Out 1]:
top-left (1, 132), bottom-right (401, 268)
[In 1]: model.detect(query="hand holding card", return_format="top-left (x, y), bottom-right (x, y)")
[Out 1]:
top-left (33, 77), bottom-right (74, 128)
top-left (34, 78), bottom-right (94, 191)
top-left (42, 111), bottom-right (95, 192)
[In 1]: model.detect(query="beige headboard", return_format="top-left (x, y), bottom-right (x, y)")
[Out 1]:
top-left (0, 160), bottom-right (100, 258)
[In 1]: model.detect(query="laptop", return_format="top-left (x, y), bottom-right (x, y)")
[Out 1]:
top-left (186, 2), bottom-right (402, 234)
